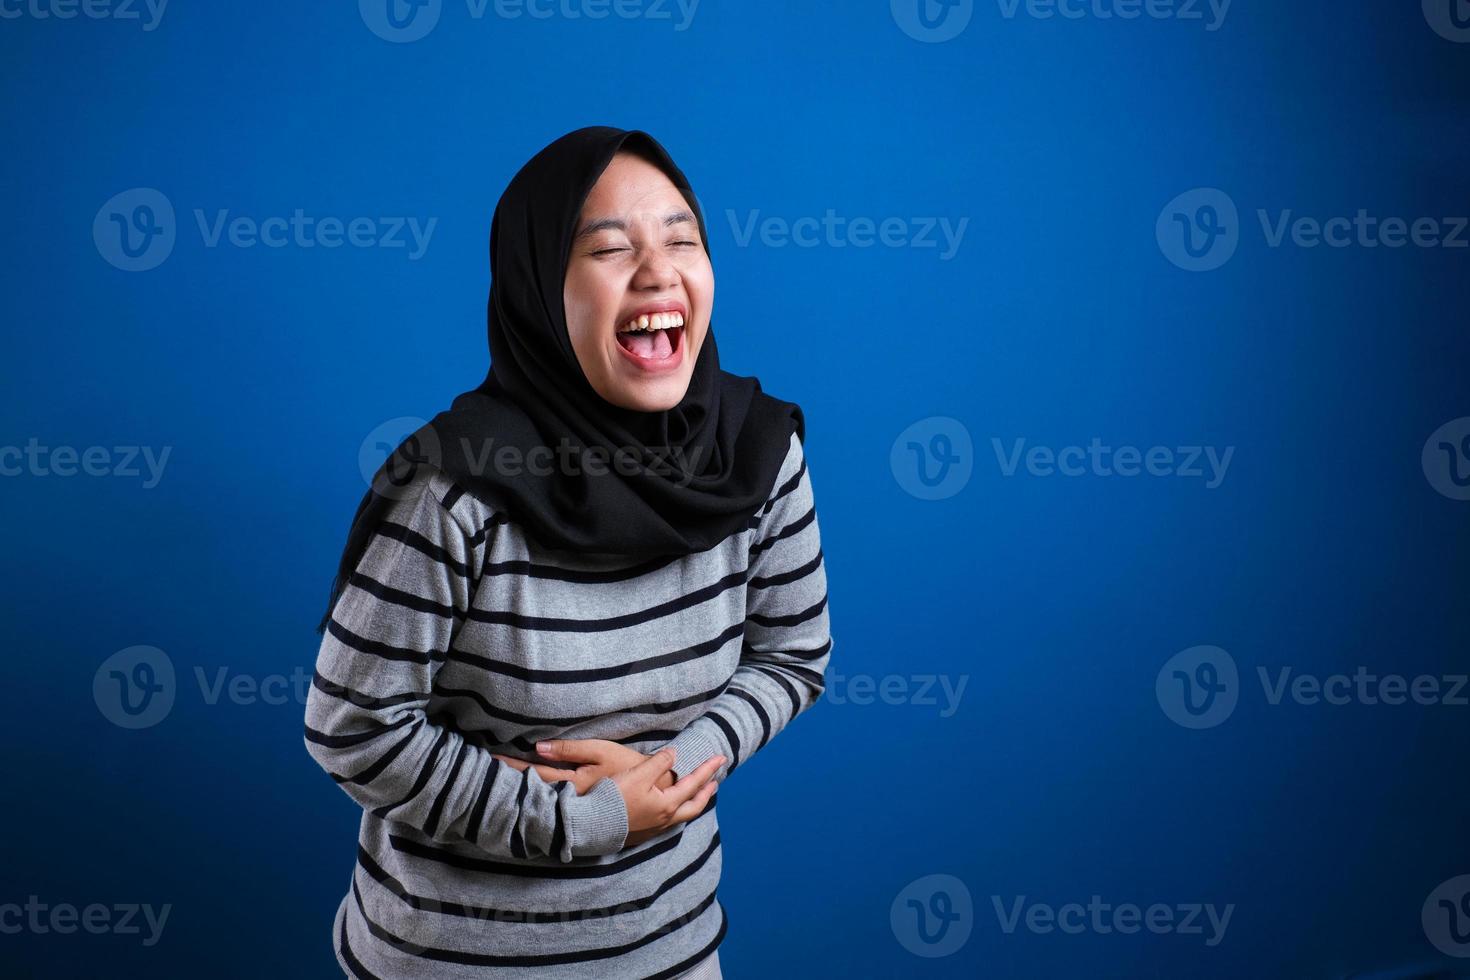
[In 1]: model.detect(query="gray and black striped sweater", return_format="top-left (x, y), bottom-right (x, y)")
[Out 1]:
top-left (304, 430), bottom-right (833, 979)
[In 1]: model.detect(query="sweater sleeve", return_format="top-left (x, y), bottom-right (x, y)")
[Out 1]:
top-left (304, 471), bottom-right (629, 862)
top-left (660, 432), bottom-right (834, 783)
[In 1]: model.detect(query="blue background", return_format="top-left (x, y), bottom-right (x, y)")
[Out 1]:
top-left (2, 1), bottom-right (1468, 977)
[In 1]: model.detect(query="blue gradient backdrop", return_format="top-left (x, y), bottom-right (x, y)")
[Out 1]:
top-left (2, 1), bottom-right (1468, 977)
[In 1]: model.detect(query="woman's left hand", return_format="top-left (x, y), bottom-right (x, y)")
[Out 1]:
top-left (492, 739), bottom-right (677, 795)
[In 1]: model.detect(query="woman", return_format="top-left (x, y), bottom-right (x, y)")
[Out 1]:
top-left (304, 126), bottom-right (834, 980)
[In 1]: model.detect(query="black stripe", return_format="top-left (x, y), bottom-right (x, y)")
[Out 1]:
top-left (705, 710), bottom-right (741, 773)
top-left (752, 664), bottom-right (804, 717)
top-left (490, 726), bottom-right (690, 758)
top-left (327, 617), bottom-right (447, 667)
top-left (447, 620), bottom-right (743, 684)
top-left (509, 767), bottom-right (529, 859)
top-left (348, 570), bottom-right (456, 619)
top-left (338, 885), bottom-right (384, 980)
top-left (748, 459), bottom-right (806, 528)
top-left (387, 800), bottom-right (716, 879)
top-left (440, 482), bottom-right (465, 512)
top-left (373, 520), bottom-right (472, 579)
top-left (422, 739), bottom-right (470, 837)
top-left (351, 872), bottom-right (721, 967)
top-left (645, 902), bottom-right (728, 980)
top-left (372, 727), bottom-right (450, 819)
top-left (465, 512), bottom-right (513, 548)
top-left (466, 757), bottom-right (498, 847)
top-left (767, 458), bottom-right (806, 510)
top-left (356, 830), bottom-right (720, 926)
top-left (626, 729), bottom-right (681, 743)
top-left (305, 714), bottom-right (415, 750)
top-left (549, 780), bottom-right (567, 859)
top-left (481, 551), bottom-right (683, 583)
top-left (431, 673), bottom-right (733, 730)
top-left (748, 547), bottom-right (823, 590)
top-left (748, 636), bottom-right (833, 665)
top-left (784, 660), bottom-right (829, 686)
top-left (334, 719), bottom-right (424, 786)
top-left (729, 687), bottom-right (772, 748)
top-left (464, 569), bottom-right (746, 633)
top-left (748, 593), bottom-right (828, 629)
top-left (749, 506), bottom-right (816, 558)
top-left (312, 671), bottom-right (427, 710)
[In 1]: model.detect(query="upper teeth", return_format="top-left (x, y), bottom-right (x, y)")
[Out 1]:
top-left (619, 311), bottom-right (685, 333)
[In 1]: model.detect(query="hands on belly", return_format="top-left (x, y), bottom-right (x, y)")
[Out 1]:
top-left (492, 739), bottom-right (723, 848)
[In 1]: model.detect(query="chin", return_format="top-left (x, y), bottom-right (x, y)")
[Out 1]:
top-left (609, 377), bottom-right (690, 412)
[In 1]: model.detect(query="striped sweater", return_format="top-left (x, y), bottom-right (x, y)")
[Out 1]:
top-left (304, 429), bottom-right (832, 979)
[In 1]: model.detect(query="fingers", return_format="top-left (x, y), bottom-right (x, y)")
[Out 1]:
top-left (535, 738), bottom-right (614, 763)
top-left (667, 778), bottom-right (720, 825)
top-left (532, 763), bottom-right (578, 783)
top-left (630, 746), bottom-right (677, 782)
top-left (666, 755), bottom-right (726, 806)
top-left (493, 754), bottom-right (577, 784)
top-left (624, 774), bottom-right (721, 850)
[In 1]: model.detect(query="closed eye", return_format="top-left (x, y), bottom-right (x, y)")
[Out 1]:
top-left (593, 241), bottom-right (696, 257)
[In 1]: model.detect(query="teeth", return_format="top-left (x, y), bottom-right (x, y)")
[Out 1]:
top-left (618, 311), bottom-right (685, 333)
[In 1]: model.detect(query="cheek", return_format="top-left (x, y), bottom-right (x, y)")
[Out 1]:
top-left (691, 269), bottom-right (714, 333)
top-left (681, 260), bottom-right (714, 317)
top-left (688, 256), bottom-right (714, 296)
top-left (564, 270), bottom-right (617, 349)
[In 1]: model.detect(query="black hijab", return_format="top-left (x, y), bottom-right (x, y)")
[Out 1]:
top-left (316, 126), bottom-right (804, 633)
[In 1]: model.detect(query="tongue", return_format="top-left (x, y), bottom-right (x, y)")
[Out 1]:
top-left (621, 328), bottom-right (673, 359)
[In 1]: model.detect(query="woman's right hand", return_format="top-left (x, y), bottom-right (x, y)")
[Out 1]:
top-left (613, 747), bottom-right (725, 849)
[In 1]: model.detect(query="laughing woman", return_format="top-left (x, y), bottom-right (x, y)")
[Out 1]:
top-left (304, 127), bottom-right (834, 980)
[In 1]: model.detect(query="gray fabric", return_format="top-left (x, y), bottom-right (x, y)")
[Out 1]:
top-left (307, 430), bottom-right (831, 978)
top-left (670, 948), bottom-right (722, 979)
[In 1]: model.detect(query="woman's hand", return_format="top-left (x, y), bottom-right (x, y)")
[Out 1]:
top-left (491, 738), bottom-right (678, 794)
top-left (613, 748), bottom-right (725, 848)
top-left (492, 743), bottom-right (723, 849)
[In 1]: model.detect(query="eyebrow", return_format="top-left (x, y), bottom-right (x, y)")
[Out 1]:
top-left (573, 209), bottom-right (697, 241)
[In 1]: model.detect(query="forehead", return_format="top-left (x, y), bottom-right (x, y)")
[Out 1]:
top-left (579, 152), bottom-right (686, 216)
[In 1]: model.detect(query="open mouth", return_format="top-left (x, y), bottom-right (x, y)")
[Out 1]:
top-left (615, 310), bottom-right (685, 363)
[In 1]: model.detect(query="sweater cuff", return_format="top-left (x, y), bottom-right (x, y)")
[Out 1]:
top-left (663, 722), bottom-right (731, 782)
top-left (564, 776), bottom-right (628, 857)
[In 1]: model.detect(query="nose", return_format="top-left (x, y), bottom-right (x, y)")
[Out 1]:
top-left (630, 244), bottom-right (679, 292)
